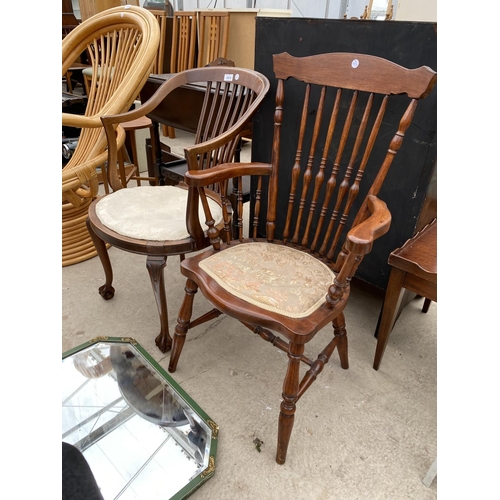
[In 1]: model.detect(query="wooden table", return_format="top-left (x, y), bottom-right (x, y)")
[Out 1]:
top-left (373, 219), bottom-right (437, 370)
top-left (140, 73), bottom-right (250, 194)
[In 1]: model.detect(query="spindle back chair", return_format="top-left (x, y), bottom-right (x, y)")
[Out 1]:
top-left (86, 66), bottom-right (270, 353)
top-left (167, 52), bottom-right (437, 464)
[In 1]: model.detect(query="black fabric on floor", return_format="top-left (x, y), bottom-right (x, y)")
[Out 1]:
top-left (62, 442), bottom-right (104, 500)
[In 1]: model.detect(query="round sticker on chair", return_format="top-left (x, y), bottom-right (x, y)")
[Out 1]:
top-left (235, 74), bottom-right (240, 80)
top-left (351, 59), bottom-right (359, 68)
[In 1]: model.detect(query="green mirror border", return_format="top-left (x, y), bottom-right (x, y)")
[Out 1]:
top-left (62, 336), bottom-right (218, 500)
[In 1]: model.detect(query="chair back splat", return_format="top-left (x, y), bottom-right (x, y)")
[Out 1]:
top-left (167, 51), bottom-right (437, 465)
top-left (260, 52), bottom-right (436, 267)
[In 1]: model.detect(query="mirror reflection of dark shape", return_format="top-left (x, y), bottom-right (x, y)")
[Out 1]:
top-left (110, 345), bottom-right (208, 462)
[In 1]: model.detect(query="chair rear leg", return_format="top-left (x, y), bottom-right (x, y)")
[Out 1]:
top-left (146, 255), bottom-right (172, 353)
top-left (333, 313), bottom-right (349, 369)
top-left (86, 219), bottom-right (115, 300)
top-left (276, 342), bottom-right (305, 464)
top-left (168, 278), bottom-right (198, 373)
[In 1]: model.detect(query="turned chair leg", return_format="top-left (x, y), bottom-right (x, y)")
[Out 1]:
top-left (276, 342), bottom-right (305, 464)
top-left (333, 313), bottom-right (349, 370)
top-left (146, 255), bottom-right (172, 353)
top-left (86, 219), bottom-right (115, 300)
top-left (168, 278), bottom-right (198, 373)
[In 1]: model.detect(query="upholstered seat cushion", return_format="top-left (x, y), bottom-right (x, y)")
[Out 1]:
top-left (199, 242), bottom-right (336, 318)
top-left (95, 186), bottom-right (223, 241)
top-left (82, 66), bottom-right (114, 79)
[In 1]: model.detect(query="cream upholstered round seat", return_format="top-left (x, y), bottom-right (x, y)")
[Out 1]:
top-left (95, 186), bottom-right (223, 241)
top-left (199, 242), bottom-right (336, 318)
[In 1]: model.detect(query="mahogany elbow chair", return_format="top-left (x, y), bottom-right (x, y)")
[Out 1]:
top-left (166, 52), bottom-right (437, 464)
top-left (86, 66), bottom-right (270, 353)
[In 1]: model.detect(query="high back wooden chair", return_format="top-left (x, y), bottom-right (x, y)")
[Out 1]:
top-left (86, 66), bottom-right (270, 353)
top-left (62, 5), bottom-right (160, 267)
top-left (170, 11), bottom-right (197, 73)
top-left (166, 52), bottom-right (437, 464)
top-left (196, 11), bottom-right (230, 68)
top-left (163, 10), bottom-right (198, 138)
top-left (150, 9), bottom-right (168, 74)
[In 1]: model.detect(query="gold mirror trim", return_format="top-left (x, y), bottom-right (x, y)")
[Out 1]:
top-left (207, 420), bottom-right (219, 439)
top-left (201, 456), bottom-right (215, 478)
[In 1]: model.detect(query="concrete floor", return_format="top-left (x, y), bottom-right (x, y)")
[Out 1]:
top-left (62, 128), bottom-right (437, 499)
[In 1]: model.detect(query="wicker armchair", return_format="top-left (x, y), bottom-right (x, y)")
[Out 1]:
top-left (62, 5), bottom-right (160, 266)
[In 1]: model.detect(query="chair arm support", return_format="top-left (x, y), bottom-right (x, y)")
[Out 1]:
top-left (345, 195), bottom-right (392, 256)
top-left (184, 162), bottom-right (273, 187)
top-left (62, 112), bottom-right (103, 129)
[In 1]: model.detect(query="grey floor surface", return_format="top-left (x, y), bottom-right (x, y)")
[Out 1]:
top-left (61, 128), bottom-right (437, 499)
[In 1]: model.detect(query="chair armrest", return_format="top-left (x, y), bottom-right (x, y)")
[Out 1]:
top-left (62, 112), bottom-right (103, 129)
top-left (184, 162), bottom-right (273, 187)
top-left (345, 195), bottom-right (392, 255)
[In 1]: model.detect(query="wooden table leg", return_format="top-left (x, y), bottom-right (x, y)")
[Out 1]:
top-left (373, 267), bottom-right (407, 371)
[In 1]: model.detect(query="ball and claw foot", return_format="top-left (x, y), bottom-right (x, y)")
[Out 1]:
top-left (98, 284), bottom-right (115, 300)
top-left (155, 332), bottom-right (172, 353)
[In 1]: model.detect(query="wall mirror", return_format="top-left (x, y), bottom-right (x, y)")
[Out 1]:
top-left (62, 337), bottom-right (218, 500)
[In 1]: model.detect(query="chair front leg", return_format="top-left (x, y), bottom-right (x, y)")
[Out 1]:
top-left (146, 255), bottom-right (172, 353)
top-left (276, 341), bottom-right (305, 465)
top-left (86, 219), bottom-right (115, 300)
top-left (333, 312), bottom-right (349, 369)
top-left (168, 278), bottom-right (198, 372)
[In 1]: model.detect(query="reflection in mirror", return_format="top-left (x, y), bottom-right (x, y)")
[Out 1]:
top-left (369, 0), bottom-right (395, 20)
top-left (62, 341), bottom-right (215, 500)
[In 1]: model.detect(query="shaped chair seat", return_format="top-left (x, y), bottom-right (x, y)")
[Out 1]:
top-left (94, 185), bottom-right (223, 241)
top-left (198, 242), bottom-right (336, 318)
top-left (166, 52), bottom-right (437, 465)
top-left (86, 66), bottom-right (270, 352)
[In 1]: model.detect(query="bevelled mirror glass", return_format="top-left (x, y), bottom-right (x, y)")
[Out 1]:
top-left (62, 338), bottom-right (218, 500)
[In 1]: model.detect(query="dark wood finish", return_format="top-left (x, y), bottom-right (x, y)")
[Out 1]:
top-left (167, 52), bottom-right (436, 464)
top-left (62, 0), bottom-right (79, 34)
top-left (140, 72), bottom-right (250, 202)
top-left (253, 18), bottom-right (437, 290)
top-left (86, 66), bottom-right (270, 353)
top-left (373, 219), bottom-right (437, 370)
top-left (141, 75), bottom-right (209, 134)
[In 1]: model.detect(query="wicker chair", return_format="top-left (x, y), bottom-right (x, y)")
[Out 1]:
top-left (62, 5), bottom-right (160, 266)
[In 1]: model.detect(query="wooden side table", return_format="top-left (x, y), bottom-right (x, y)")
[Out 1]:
top-left (373, 219), bottom-right (437, 370)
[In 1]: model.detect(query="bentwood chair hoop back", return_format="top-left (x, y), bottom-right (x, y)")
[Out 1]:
top-left (86, 65), bottom-right (270, 353)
